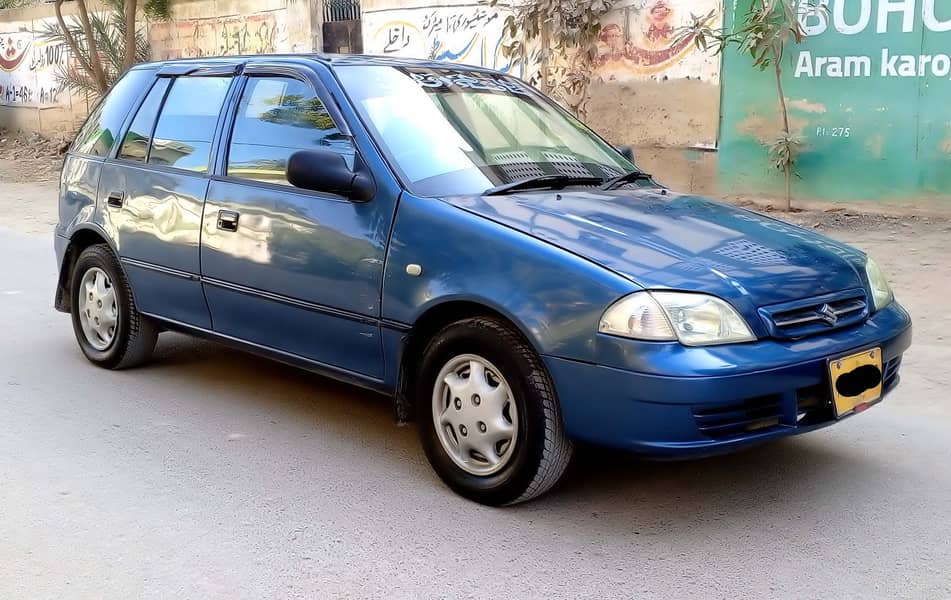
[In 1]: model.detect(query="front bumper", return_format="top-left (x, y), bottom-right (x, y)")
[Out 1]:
top-left (544, 301), bottom-right (912, 457)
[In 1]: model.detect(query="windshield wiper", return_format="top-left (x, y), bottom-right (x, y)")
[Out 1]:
top-left (484, 174), bottom-right (603, 196)
top-left (600, 169), bottom-right (653, 190)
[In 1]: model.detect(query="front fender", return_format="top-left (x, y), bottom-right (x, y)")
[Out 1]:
top-left (381, 194), bottom-right (636, 361)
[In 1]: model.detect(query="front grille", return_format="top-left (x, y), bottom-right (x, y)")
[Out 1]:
top-left (796, 384), bottom-right (835, 426)
top-left (692, 395), bottom-right (784, 439)
top-left (759, 289), bottom-right (869, 339)
top-left (694, 357), bottom-right (903, 439)
top-left (693, 387), bottom-right (833, 439)
top-left (884, 356), bottom-right (902, 388)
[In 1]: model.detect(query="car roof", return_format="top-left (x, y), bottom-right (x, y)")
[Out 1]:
top-left (132, 53), bottom-right (501, 75)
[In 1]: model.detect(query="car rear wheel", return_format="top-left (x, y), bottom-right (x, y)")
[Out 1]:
top-left (417, 317), bottom-right (573, 505)
top-left (70, 244), bottom-right (158, 369)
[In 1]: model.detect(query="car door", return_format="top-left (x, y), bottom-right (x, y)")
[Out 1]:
top-left (100, 68), bottom-right (236, 328)
top-left (200, 65), bottom-right (396, 380)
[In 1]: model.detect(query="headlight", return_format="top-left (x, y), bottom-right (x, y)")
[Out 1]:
top-left (597, 292), bottom-right (677, 341)
top-left (599, 291), bottom-right (755, 346)
top-left (865, 257), bottom-right (893, 311)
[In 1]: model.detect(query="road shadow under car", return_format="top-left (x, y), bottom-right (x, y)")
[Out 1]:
top-left (142, 332), bottom-right (891, 526)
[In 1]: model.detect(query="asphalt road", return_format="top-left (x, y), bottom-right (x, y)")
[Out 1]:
top-left (2, 225), bottom-right (949, 599)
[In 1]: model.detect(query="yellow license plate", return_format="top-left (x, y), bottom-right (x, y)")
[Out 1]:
top-left (828, 347), bottom-right (883, 417)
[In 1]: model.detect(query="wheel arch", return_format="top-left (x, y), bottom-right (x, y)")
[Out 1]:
top-left (55, 226), bottom-right (116, 313)
top-left (394, 298), bottom-right (543, 423)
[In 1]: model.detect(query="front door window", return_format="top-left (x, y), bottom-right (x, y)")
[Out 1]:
top-left (227, 76), bottom-right (354, 185)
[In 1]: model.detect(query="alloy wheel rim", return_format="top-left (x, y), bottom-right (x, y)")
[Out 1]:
top-left (78, 267), bottom-right (118, 351)
top-left (432, 354), bottom-right (518, 476)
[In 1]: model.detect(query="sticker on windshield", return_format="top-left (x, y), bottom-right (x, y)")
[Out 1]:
top-left (405, 70), bottom-right (531, 96)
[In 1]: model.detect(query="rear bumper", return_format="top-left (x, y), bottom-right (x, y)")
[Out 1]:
top-left (544, 301), bottom-right (912, 457)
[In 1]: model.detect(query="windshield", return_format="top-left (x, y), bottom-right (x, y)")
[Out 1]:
top-left (335, 65), bottom-right (634, 197)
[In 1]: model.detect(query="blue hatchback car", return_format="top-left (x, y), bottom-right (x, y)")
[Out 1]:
top-left (54, 55), bottom-right (912, 505)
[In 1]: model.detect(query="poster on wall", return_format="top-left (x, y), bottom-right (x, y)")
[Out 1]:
top-left (0, 26), bottom-right (69, 108)
top-left (362, 4), bottom-right (521, 74)
top-left (595, 0), bottom-right (721, 83)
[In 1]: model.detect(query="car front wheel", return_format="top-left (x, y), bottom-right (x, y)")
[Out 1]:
top-left (70, 244), bottom-right (158, 369)
top-left (417, 317), bottom-right (573, 505)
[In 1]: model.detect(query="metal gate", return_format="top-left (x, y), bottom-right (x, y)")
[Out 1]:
top-left (323, 0), bottom-right (362, 54)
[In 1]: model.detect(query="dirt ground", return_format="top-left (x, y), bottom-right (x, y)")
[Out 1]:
top-left (0, 131), bottom-right (69, 182)
top-left (0, 132), bottom-right (66, 236)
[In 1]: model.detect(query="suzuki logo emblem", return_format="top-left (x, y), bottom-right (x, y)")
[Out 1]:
top-left (818, 304), bottom-right (838, 326)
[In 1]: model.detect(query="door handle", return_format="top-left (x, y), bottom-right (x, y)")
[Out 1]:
top-left (217, 210), bottom-right (239, 232)
top-left (106, 191), bottom-right (125, 208)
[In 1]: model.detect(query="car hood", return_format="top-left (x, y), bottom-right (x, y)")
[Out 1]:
top-left (443, 188), bottom-right (869, 310)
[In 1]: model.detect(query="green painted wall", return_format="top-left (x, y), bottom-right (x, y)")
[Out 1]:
top-left (719, 0), bottom-right (951, 203)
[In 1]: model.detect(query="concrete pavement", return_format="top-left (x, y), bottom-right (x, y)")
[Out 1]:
top-left (1, 225), bottom-right (950, 599)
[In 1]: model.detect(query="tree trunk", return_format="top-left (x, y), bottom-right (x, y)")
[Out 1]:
top-left (74, 0), bottom-right (109, 94)
top-left (784, 162), bottom-right (792, 211)
top-left (539, 18), bottom-right (551, 95)
top-left (123, 0), bottom-right (139, 71)
top-left (774, 60), bottom-right (790, 135)
top-left (773, 58), bottom-right (792, 211)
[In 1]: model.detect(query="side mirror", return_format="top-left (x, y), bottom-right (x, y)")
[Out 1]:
top-left (616, 145), bottom-right (635, 163)
top-left (286, 149), bottom-right (375, 202)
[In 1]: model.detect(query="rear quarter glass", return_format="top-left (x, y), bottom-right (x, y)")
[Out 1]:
top-left (72, 69), bottom-right (157, 157)
top-left (147, 76), bottom-right (232, 172)
top-left (119, 78), bottom-right (172, 162)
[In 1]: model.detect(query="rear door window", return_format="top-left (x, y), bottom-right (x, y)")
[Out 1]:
top-left (226, 76), bottom-right (353, 185)
top-left (148, 76), bottom-right (232, 173)
top-left (72, 68), bottom-right (155, 157)
top-left (118, 78), bottom-right (171, 162)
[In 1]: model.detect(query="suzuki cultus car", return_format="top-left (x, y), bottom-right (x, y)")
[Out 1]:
top-left (54, 55), bottom-right (912, 505)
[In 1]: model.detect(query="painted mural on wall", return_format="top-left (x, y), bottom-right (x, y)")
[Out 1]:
top-left (149, 10), bottom-right (290, 60)
top-left (719, 0), bottom-right (951, 202)
top-left (363, 4), bottom-right (519, 73)
top-left (596, 0), bottom-right (721, 82)
top-left (363, 1), bottom-right (719, 81)
top-left (0, 24), bottom-right (69, 107)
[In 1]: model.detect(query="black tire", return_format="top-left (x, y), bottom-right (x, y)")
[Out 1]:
top-left (417, 317), bottom-right (573, 505)
top-left (70, 244), bottom-right (158, 369)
